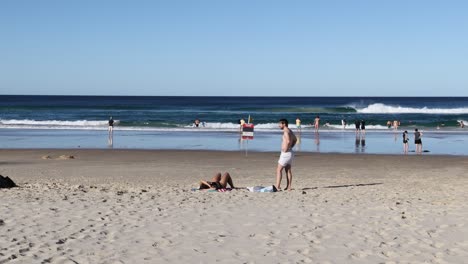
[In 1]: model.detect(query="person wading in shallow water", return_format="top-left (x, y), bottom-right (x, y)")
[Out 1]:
top-left (414, 128), bottom-right (423, 154)
top-left (403, 130), bottom-right (409, 154)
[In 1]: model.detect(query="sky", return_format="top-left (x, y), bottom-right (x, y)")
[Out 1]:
top-left (1, 0), bottom-right (467, 96)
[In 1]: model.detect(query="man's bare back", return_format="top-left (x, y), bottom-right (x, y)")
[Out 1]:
top-left (282, 127), bottom-right (297, 152)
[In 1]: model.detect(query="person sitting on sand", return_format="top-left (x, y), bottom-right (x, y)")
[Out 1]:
top-left (199, 172), bottom-right (235, 190)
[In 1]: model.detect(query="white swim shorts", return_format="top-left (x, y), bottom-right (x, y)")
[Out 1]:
top-left (278, 151), bottom-right (294, 166)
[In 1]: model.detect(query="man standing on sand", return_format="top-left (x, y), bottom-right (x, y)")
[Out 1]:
top-left (275, 119), bottom-right (297, 191)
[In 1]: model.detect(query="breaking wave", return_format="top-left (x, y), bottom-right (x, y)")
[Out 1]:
top-left (357, 103), bottom-right (468, 114)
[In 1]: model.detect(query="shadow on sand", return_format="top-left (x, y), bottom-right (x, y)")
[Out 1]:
top-left (302, 182), bottom-right (383, 191)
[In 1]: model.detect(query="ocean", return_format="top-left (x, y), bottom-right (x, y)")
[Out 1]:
top-left (1, 96), bottom-right (467, 155)
top-left (1, 96), bottom-right (467, 131)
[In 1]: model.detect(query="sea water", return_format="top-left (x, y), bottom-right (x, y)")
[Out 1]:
top-left (1, 96), bottom-right (467, 155)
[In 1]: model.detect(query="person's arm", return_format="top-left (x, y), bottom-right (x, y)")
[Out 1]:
top-left (199, 180), bottom-right (213, 189)
top-left (291, 134), bottom-right (297, 148)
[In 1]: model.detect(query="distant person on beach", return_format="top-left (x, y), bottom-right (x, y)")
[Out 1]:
top-left (414, 128), bottom-right (423, 154)
top-left (275, 119), bottom-right (297, 191)
top-left (314, 116), bottom-right (320, 132)
top-left (296, 117), bottom-right (301, 133)
top-left (403, 130), bottom-right (409, 154)
top-left (459, 120), bottom-right (465, 128)
top-left (108, 116), bottom-right (114, 132)
top-left (387, 121), bottom-right (392, 128)
top-left (360, 120), bottom-right (366, 135)
top-left (199, 172), bottom-right (235, 190)
top-left (194, 119), bottom-right (201, 128)
top-left (239, 118), bottom-right (246, 132)
top-left (393, 120), bottom-right (400, 130)
top-left (355, 120), bottom-right (361, 135)
top-left (341, 119), bottom-right (347, 129)
top-left (108, 116), bottom-right (114, 147)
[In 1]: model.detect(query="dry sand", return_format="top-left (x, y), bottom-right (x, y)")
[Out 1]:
top-left (1, 149), bottom-right (468, 263)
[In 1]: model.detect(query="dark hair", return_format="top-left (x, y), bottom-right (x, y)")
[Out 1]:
top-left (279, 118), bottom-right (288, 126)
top-left (415, 128), bottom-right (418, 131)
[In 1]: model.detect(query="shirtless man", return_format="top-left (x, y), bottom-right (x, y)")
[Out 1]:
top-left (275, 119), bottom-right (297, 191)
top-left (393, 120), bottom-right (399, 130)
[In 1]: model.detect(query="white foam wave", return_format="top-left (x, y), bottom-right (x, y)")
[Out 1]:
top-left (0, 119), bottom-right (117, 127)
top-left (324, 124), bottom-right (389, 130)
top-left (0, 119), bottom-right (463, 132)
top-left (357, 103), bottom-right (468, 114)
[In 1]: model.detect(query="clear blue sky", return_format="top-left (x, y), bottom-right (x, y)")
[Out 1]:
top-left (1, 0), bottom-right (467, 96)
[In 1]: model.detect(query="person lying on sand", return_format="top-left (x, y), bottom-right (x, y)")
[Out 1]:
top-left (199, 172), bottom-right (235, 190)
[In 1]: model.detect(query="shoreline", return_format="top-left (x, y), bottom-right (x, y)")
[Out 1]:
top-left (1, 147), bottom-right (468, 157)
top-left (1, 129), bottom-right (468, 155)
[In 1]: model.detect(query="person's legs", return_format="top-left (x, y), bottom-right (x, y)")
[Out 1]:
top-left (219, 172), bottom-right (234, 188)
top-left (276, 164), bottom-right (284, 190)
top-left (211, 172), bottom-right (222, 182)
top-left (285, 164), bottom-right (292, 191)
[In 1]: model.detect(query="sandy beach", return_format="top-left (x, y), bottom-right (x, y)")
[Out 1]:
top-left (1, 149), bottom-right (468, 263)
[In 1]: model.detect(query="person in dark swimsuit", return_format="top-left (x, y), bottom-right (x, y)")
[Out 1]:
top-left (108, 116), bottom-right (114, 146)
top-left (402, 130), bottom-right (409, 154)
top-left (414, 128), bottom-right (423, 154)
top-left (354, 120), bottom-right (361, 135)
top-left (199, 172), bottom-right (235, 190)
top-left (108, 116), bottom-right (114, 129)
top-left (360, 120), bottom-right (366, 135)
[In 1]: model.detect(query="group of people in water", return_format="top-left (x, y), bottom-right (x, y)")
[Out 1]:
top-left (402, 129), bottom-right (424, 154)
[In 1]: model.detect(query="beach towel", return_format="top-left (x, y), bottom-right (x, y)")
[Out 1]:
top-left (247, 186), bottom-right (277, 192)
